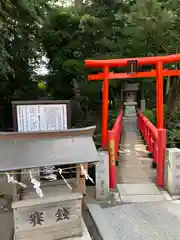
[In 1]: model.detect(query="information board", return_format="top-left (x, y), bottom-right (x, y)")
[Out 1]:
top-left (16, 104), bottom-right (68, 132)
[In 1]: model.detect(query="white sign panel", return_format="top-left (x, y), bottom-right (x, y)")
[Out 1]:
top-left (16, 104), bottom-right (67, 132)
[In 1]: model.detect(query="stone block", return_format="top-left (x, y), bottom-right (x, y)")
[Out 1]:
top-left (165, 148), bottom-right (180, 195)
top-left (120, 194), bottom-right (165, 203)
top-left (95, 151), bottom-right (109, 200)
top-left (117, 183), bottom-right (161, 196)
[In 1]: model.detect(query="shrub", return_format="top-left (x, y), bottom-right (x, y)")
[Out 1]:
top-left (142, 109), bottom-right (156, 125)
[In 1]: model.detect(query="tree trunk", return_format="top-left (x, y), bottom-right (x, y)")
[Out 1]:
top-left (75, 0), bottom-right (82, 11)
top-left (165, 73), bottom-right (180, 128)
top-left (165, 76), bottom-right (170, 96)
top-left (165, 46), bottom-right (180, 127)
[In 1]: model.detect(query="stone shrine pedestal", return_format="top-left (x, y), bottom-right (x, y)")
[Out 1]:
top-left (165, 148), bottom-right (180, 195)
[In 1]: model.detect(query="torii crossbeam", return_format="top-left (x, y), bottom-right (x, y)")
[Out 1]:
top-left (85, 54), bottom-right (180, 147)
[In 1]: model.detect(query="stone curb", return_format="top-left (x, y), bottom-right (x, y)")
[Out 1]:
top-left (88, 204), bottom-right (119, 240)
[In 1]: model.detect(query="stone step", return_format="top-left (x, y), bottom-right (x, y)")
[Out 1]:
top-left (123, 115), bottom-right (137, 117)
top-left (88, 204), bottom-right (119, 240)
top-left (124, 101), bottom-right (137, 106)
top-left (123, 117), bottom-right (137, 120)
top-left (117, 183), bottom-right (165, 203)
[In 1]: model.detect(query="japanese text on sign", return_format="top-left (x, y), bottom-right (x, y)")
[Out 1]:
top-left (29, 212), bottom-right (44, 227)
top-left (17, 104), bottom-right (67, 132)
top-left (29, 207), bottom-right (71, 227)
top-left (55, 207), bottom-right (70, 221)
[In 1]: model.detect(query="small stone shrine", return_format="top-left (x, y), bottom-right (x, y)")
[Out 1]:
top-left (0, 126), bottom-right (99, 240)
top-left (123, 84), bottom-right (138, 132)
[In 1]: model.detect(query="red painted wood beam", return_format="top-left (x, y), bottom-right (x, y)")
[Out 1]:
top-left (88, 69), bottom-right (180, 80)
top-left (85, 54), bottom-right (180, 68)
top-left (101, 65), bottom-right (109, 147)
top-left (156, 62), bottom-right (164, 129)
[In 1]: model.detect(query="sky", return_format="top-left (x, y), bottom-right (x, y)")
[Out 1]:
top-left (54, 0), bottom-right (73, 7)
top-left (35, 56), bottom-right (49, 76)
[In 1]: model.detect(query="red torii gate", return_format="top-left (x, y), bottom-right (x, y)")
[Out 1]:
top-left (85, 54), bottom-right (180, 146)
top-left (85, 54), bottom-right (180, 187)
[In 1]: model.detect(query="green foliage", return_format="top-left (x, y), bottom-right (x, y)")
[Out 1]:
top-left (0, 0), bottom-right (49, 101)
top-left (167, 107), bottom-right (180, 143)
top-left (142, 106), bottom-right (180, 145)
top-left (108, 108), bottom-right (121, 130)
top-left (168, 129), bottom-right (180, 141)
top-left (142, 105), bottom-right (168, 126)
top-left (41, 1), bottom-right (125, 103)
top-left (1, 0), bottom-right (180, 131)
top-left (142, 109), bottom-right (156, 125)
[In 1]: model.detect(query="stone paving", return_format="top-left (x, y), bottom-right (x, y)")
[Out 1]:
top-left (117, 105), bottom-right (165, 201)
top-left (98, 200), bottom-right (180, 240)
top-left (88, 200), bottom-right (180, 240)
top-left (117, 113), bottom-right (156, 184)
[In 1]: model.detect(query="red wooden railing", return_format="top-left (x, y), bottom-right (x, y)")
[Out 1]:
top-left (138, 110), bottom-right (166, 187)
top-left (138, 110), bottom-right (158, 163)
top-left (108, 109), bottom-right (123, 189)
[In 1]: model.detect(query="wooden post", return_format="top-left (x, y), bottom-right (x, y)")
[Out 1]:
top-left (108, 131), bottom-right (116, 189)
top-left (156, 61), bottom-right (164, 129)
top-left (76, 164), bottom-right (87, 209)
top-left (76, 164), bottom-right (80, 192)
top-left (157, 129), bottom-right (166, 187)
top-left (81, 164), bottom-right (87, 209)
top-left (11, 171), bottom-right (21, 201)
top-left (101, 65), bottom-right (109, 148)
top-left (21, 168), bottom-right (40, 185)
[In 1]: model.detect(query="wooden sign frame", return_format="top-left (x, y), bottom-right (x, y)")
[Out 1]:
top-left (11, 100), bottom-right (71, 131)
